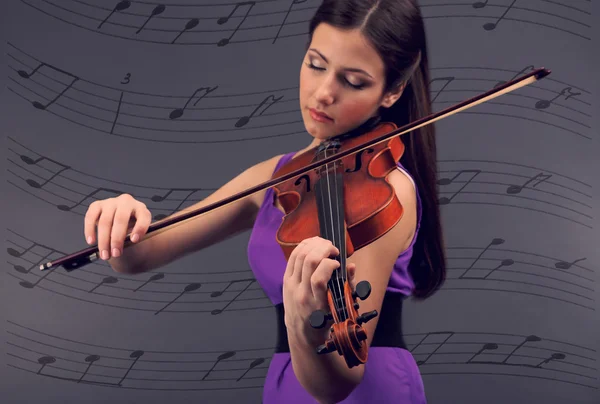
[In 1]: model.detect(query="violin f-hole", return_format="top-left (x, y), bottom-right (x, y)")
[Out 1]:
top-left (345, 148), bottom-right (374, 173)
top-left (294, 174), bottom-right (311, 193)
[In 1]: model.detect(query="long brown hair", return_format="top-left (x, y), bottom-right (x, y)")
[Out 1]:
top-left (307, 0), bottom-right (446, 299)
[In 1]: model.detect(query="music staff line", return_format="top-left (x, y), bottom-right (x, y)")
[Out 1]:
top-left (7, 43), bottom-right (590, 121)
top-left (20, 0), bottom-right (590, 46)
top-left (436, 162), bottom-right (593, 229)
top-left (7, 42), bottom-right (591, 141)
top-left (6, 320), bottom-right (596, 390)
top-left (6, 224), bottom-right (595, 312)
top-left (7, 43), bottom-right (592, 108)
top-left (5, 66), bottom-right (591, 144)
top-left (6, 137), bottom-right (593, 232)
top-left (7, 62), bottom-right (590, 133)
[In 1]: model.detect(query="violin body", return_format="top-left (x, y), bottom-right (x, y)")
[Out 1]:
top-left (272, 121), bottom-right (405, 260)
top-left (271, 120), bottom-right (405, 367)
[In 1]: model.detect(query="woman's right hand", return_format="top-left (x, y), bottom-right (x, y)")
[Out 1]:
top-left (84, 193), bottom-right (152, 260)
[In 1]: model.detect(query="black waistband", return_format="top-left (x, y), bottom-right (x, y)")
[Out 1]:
top-left (274, 291), bottom-right (407, 353)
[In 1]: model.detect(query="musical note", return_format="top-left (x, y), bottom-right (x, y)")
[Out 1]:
top-left (535, 353), bottom-right (566, 368)
top-left (235, 94), bottom-right (283, 127)
top-left (78, 355), bottom-right (101, 383)
top-left (273, 0), bottom-right (307, 44)
top-left (17, 62), bottom-right (80, 110)
top-left (202, 351), bottom-right (236, 380)
top-left (57, 187), bottom-right (121, 211)
top-left (111, 91), bottom-right (124, 134)
top-left (217, 2), bottom-right (256, 47)
top-left (172, 18), bottom-right (199, 44)
top-left (134, 273), bottom-right (165, 292)
top-left (461, 258), bottom-right (514, 279)
top-left (169, 86), bottom-right (219, 119)
top-left (118, 350), bottom-right (144, 386)
top-left (37, 355), bottom-right (56, 374)
top-left (482, 0), bottom-right (517, 31)
top-left (20, 154), bottom-right (71, 189)
top-left (429, 77), bottom-right (455, 103)
top-left (437, 169), bottom-right (481, 205)
top-left (136, 4), bottom-right (166, 34)
top-left (98, 0), bottom-right (131, 29)
top-left (154, 283), bottom-right (201, 315)
top-left (472, 0), bottom-right (489, 8)
top-left (502, 334), bottom-right (541, 364)
top-left (506, 172), bottom-right (552, 194)
top-left (494, 65), bottom-right (534, 88)
top-left (237, 358), bottom-right (265, 381)
top-left (211, 279), bottom-right (256, 315)
top-left (8, 241), bottom-right (60, 274)
top-left (89, 276), bottom-right (118, 293)
top-left (555, 257), bottom-right (586, 269)
top-left (411, 331), bottom-right (455, 365)
top-left (458, 238), bottom-right (504, 279)
top-left (535, 87), bottom-right (581, 110)
top-left (467, 343), bottom-right (498, 363)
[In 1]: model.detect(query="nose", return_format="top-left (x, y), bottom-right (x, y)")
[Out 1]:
top-left (314, 75), bottom-right (336, 105)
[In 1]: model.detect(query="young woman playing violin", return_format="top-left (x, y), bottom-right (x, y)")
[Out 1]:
top-left (83, 0), bottom-right (446, 402)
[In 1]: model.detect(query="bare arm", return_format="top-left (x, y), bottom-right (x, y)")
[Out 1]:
top-left (107, 155), bottom-right (283, 274)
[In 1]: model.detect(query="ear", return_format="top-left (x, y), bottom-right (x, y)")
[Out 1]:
top-left (380, 82), bottom-right (406, 108)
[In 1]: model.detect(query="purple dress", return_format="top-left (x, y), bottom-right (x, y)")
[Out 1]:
top-left (247, 151), bottom-right (427, 403)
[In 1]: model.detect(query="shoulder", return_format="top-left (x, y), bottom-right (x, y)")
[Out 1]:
top-left (387, 167), bottom-right (418, 251)
top-left (243, 153), bottom-right (288, 209)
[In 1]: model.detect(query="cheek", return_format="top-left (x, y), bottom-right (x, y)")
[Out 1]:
top-left (339, 98), bottom-right (377, 122)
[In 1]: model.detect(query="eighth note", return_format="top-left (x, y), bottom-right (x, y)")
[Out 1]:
top-left (437, 169), bottom-right (481, 205)
top-left (217, 1), bottom-right (256, 47)
top-left (535, 87), bottom-right (581, 110)
top-left (506, 172), bottom-right (551, 194)
top-left (235, 94), bottom-right (283, 127)
top-left (18, 62), bottom-right (80, 110)
top-left (169, 86), bottom-right (219, 119)
top-left (555, 257), bottom-right (586, 270)
top-left (20, 154), bottom-right (71, 189)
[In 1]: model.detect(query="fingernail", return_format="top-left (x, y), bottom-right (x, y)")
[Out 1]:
top-left (112, 248), bottom-right (121, 258)
top-left (87, 236), bottom-right (93, 244)
top-left (101, 250), bottom-right (109, 260)
top-left (131, 233), bottom-right (139, 242)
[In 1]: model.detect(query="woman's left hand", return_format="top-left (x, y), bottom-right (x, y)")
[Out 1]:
top-left (282, 236), bottom-right (357, 347)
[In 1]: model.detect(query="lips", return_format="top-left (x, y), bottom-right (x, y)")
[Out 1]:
top-left (309, 108), bottom-right (333, 122)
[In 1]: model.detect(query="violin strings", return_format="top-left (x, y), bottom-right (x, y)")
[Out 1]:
top-left (323, 146), bottom-right (348, 321)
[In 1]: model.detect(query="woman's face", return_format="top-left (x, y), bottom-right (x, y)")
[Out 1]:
top-left (299, 23), bottom-right (403, 144)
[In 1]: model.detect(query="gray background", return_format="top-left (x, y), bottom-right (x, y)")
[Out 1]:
top-left (1, 0), bottom-right (597, 403)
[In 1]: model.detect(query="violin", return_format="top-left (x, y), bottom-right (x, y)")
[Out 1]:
top-left (271, 118), bottom-right (403, 368)
top-left (39, 67), bottom-right (551, 368)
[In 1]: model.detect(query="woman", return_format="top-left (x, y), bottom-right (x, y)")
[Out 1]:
top-left (84, 0), bottom-right (446, 402)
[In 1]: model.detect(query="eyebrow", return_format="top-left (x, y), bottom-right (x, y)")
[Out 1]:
top-left (309, 48), bottom-right (373, 78)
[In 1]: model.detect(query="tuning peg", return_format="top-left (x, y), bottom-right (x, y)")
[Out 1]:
top-left (356, 310), bottom-right (378, 325)
top-left (352, 280), bottom-right (371, 300)
top-left (309, 309), bottom-right (333, 329)
top-left (316, 342), bottom-right (336, 355)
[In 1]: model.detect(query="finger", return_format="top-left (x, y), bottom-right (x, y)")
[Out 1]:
top-left (129, 204), bottom-right (152, 243)
top-left (284, 239), bottom-right (306, 283)
top-left (96, 204), bottom-right (117, 260)
top-left (110, 205), bottom-right (135, 258)
top-left (301, 242), bottom-right (339, 296)
top-left (311, 259), bottom-right (340, 304)
top-left (293, 241), bottom-right (310, 284)
top-left (84, 201), bottom-right (102, 245)
top-left (346, 262), bottom-right (357, 282)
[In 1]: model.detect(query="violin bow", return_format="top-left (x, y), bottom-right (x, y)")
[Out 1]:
top-left (40, 67), bottom-right (551, 272)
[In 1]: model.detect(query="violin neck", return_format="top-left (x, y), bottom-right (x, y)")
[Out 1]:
top-left (314, 162), bottom-right (347, 318)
